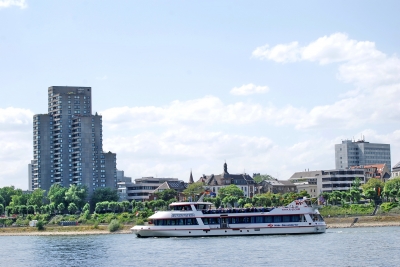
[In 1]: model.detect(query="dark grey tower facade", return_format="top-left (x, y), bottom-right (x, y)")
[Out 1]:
top-left (335, 139), bottom-right (391, 170)
top-left (31, 86), bottom-right (117, 193)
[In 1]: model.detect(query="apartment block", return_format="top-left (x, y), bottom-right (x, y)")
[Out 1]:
top-left (30, 86), bottom-right (117, 193)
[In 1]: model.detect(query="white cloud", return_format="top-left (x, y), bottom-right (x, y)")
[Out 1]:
top-left (252, 41), bottom-right (300, 63)
top-left (0, 0), bottom-right (27, 9)
top-left (252, 33), bottom-right (400, 129)
top-left (230, 83), bottom-right (270, 96)
top-left (0, 107), bottom-right (33, 189)
top-left (101, 96), bottom-right (268, 130)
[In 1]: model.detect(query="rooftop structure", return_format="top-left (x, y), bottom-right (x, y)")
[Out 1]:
top-left (335, 139), bottom-right (391, 170)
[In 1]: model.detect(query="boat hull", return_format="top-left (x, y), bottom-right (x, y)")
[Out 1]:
top-left (131, 225), bottom-right (326, 238)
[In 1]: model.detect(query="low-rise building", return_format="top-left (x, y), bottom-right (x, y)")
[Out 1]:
top-left (149, 180), bottom-right (187, 201)
top-left (118, 177), bottom-right (180, 202)
top-left (257, 179), bottom-right (297, 195)
top-left (391, 161), bottom-right (400, 178)
top-left (289, 168), bottom-right (365, 195)
top-left (294, 182), bottom-right (318, 198)
top-left (351, 164), bottom-right (391, 182)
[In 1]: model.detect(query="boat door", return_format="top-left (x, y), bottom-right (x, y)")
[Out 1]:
top-left (220, 216), bottom-right (229, 228)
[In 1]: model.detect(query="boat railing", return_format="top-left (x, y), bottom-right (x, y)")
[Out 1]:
top-left (201, 207), bottom-right (274, 214)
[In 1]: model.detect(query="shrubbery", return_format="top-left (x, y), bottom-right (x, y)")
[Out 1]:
top-left (135, 218), bottom-right (145, 225)
top-left (380, 202), bottom-right (398, 212)
top-left (320, 204), bottom-right (374, 217)
top-left (108, 219), bottom-right (121, 232)
top-left (36, 220), bottom-right (45, 230)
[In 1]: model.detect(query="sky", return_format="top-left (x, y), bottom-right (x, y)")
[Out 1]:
top-left (1, 0), bottom-right (400, 190)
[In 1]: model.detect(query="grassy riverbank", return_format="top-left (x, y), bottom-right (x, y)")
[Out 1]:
top-left (325, 215), bottom-right (400, 228)
top-left (0, 224), bottom-right (133, 236)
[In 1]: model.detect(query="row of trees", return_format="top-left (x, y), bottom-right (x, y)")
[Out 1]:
top-left (0, 184), bottom-right (120, 216)
top-left (318, 177), bottom-right (400, 206)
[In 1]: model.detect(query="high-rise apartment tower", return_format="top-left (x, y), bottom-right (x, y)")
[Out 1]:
top-left (30, 86), bottom-right (117, 192)
top-left (335, 139), bottom-right (391, 170)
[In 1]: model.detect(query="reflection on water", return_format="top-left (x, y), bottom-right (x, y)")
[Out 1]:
top-left (1, 227), bottom-right (400, 267)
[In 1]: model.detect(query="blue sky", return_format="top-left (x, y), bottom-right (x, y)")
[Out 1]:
top-left (1, 0), bottom-right (400, 189)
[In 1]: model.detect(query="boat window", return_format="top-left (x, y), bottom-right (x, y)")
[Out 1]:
top-left (311, 214), bottom-right (324, 222)
top-left (265, 216), bottom-right (273, 223)
top-left (292, 215), bottom-right (301, 222)
top-left (273, 216), bottom-right (282, 223)
top-left (255, 216), bottom-right (264, 223)
top-left (282, 216), bottom-right (291, 222)
top-left (153, 218), bottom-right (199, 226)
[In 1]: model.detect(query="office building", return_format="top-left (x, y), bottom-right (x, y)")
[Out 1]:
top-left (335, 139), bottom-right (391, 170)
top-left (30, 86), bottom-right (117, 193)
top-left (289, 168), bottom-right (365, 194)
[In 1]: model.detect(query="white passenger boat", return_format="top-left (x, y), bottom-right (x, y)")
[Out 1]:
top-left (131, 198), bottom-right (326, 237)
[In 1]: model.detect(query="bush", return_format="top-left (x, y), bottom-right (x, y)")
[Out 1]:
top-left (380, 202), bottom-right (397, 212)
top-left (93, 221), bottom-right (99, 229)
top-left (36, 220), bottom-right (45, 231)
top-left (108, 219), bottom-right (121, 232)
top-left (135, 218), bottom-right (145, 225)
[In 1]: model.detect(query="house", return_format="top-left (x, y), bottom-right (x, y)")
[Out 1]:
top-left (198, 162), bottom-right (256, 198)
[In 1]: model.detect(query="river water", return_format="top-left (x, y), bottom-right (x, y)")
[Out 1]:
top-left (1, 227), bottom-right (400, 267)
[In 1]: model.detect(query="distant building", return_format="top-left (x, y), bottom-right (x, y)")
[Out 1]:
top-left (30, 86), bottom-right (117, 193)
top-left (28, 160), bottom-right (34, 191)
top-left (392, 161), bottom-right (400, 179)
top-left (350, 164), bottom-right (391, 182)
top-left (118, 177), bottom-right (181, 202)
top-left (289, 168), bottom-right (365, 194)
top-left (257, 179), bottom-right (297, 195)
top-left (149, 180), bottom-right (188, 201)
top-left (294, 182), bottom-right (318, 198)
top-left (198, 162), bottom-right (256, 198)
top-left (335, 139), bottom-right (391, 170)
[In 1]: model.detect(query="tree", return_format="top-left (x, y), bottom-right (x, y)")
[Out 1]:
top-left (121, 200), bottom-right (131, 212)
top-left (154, 189), bottom-right (178, 201)
top-left (10, 193), bottom-right (29, 207)
top-left (349, 189), bottom-right (361, 204)
top-left (108, 201), bottom-right (118, 213)
top-left (0, 204), bottom-right (4, 215)
top-left (253, 174), bottom-right (275, 183)
top-left (364, 188), bottom-right (377, 203)
top-left (183, 182), bottom-right (204, 201)
top-left (68, 203), bottom-right (78, 214)
top-left (91, 188), bottom-right (119, 207)
top-left (0, 186), bottom-right (20, 207)
top-left (384, 177), bottom-right (400, 202)
top-left (27, 189), bottom-right (46, 208)
top-left (82, 203), bottom-right (90, 212)
top-left (57, 203), bottom-right (65, 214)
top-left (218, 185), bottom-right (244, 199)
top-left (27, 205), bottom-right (35, 215)
top-left (65, 185), bottom-right (88, 209)
top-left (48, 184), bottom-right (67, 207)
top-left (352, 177), bottom-right (362, 190)
top-left (222, 196), bottom-right (238, 207)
